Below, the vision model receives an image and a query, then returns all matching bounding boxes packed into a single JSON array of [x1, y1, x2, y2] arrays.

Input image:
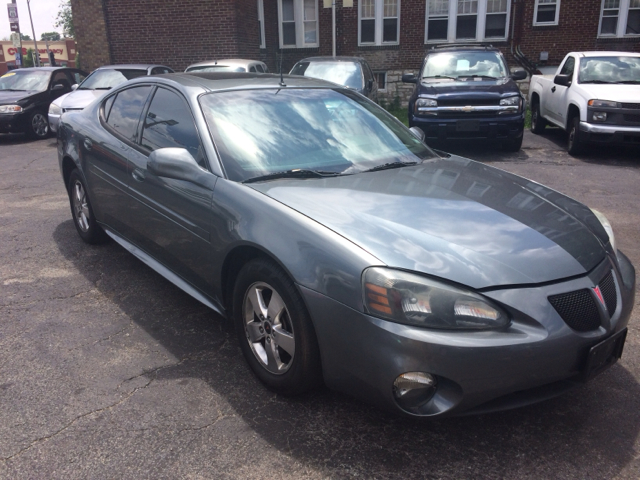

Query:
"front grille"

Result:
[[621, 103, 640, 109], [438, 99, 500, 107], [549, 289, 601, 332], [598, 271, 617, 317], [623, 114, 640, 123]]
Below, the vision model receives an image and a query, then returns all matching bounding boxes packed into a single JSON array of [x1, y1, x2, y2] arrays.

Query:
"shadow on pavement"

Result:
[[52, 218, 640, 477]]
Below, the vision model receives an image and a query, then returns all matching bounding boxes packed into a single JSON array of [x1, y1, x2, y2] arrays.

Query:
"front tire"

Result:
[[68, 169, 109, 244], [233, 258, 322, 395], [567, 115, 584, 156], [502, 135, 523, 152], [530, 102, 546, 134], [26, 110, 50, 139]]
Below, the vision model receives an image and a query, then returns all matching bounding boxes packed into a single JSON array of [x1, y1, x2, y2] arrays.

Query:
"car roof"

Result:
[[295, 56, 366, 63], [186, 58, 265, 69], [574, 51, 640, 58], [141, 72, 346, 91], [11, 66, 77, 72], [428, 45, 501, 53], [96, 64, 172, 70]]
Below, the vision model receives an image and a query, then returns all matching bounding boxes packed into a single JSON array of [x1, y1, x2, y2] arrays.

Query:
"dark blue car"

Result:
[[403, 46, 527, 151]]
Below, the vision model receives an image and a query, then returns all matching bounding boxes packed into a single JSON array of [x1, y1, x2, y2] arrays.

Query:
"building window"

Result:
[[533, 0, 560, 25], [425, 0, 510, 43], [599, 0, 640, 36], [375, 71, 387, 90], [278, 0, 318, 48], [359, 0, 400, 45], [258, 0, 266, 48]]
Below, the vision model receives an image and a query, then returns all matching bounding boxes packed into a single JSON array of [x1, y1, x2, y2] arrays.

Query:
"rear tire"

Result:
[[567, 115, 584, 156], [233, 258, 322, 395], [530, 102, 546, 134], [68, 169, 109, 244]]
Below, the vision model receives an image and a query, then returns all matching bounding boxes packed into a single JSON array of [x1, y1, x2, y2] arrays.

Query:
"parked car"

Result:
[[0, 66, 87, 139], [290, 56, 378, 101], [48, 64, 174, 133], [58, 72, 634, 417], [529, 51, 640, 155], [403, 45, 527, 151], [185, 59, 268, 73]]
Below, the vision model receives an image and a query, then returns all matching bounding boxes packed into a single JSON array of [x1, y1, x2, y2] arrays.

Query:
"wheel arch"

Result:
[[566, 103, 581, 129], [61, 155, 78, 192]]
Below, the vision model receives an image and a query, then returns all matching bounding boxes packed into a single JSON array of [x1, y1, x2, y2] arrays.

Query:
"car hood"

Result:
[[576, 84, 640, 103], [248, 156, 608, 289], [418, 78, 520, 100], [58, 89, 106, 109], [0, 90, 37, 105]]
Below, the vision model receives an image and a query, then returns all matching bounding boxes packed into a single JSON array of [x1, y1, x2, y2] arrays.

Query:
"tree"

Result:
[[23, 48, 35, 68], [20, 33, 31, 41], [41, 31, 61, 41], [55, 0, 74, 38]]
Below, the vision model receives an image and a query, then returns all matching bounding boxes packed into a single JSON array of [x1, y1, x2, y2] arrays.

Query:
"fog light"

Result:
[[592, 112, 607, 122], [393, 372, 437, 412]]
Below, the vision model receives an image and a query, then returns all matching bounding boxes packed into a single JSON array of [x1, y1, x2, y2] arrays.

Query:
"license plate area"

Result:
[[582, 328, 627, 381], [456, 120, 480, 132]]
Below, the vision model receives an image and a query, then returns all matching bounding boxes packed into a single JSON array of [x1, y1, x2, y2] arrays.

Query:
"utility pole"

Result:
[[26, 0, 40, 67]]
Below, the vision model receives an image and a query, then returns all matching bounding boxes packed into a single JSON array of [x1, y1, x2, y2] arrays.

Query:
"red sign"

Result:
[[7, 47, 64, 56]]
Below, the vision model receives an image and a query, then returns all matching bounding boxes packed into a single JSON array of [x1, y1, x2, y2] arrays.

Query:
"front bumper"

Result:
[[0, 112, 27, 134], [410, 112, 525, 141], [579, 122, 640, 146], [301, 251, 635, 417], [48, 113, 60, 133]]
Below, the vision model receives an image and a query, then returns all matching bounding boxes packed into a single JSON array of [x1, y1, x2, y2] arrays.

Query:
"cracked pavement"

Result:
[[0, 130, 639, 479]]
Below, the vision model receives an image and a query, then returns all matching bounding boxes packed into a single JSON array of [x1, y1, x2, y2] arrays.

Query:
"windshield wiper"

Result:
[[362, 161, 418, 173], [1, 88, 26, 91], [422, 75, 457, 81], [456, 75, 499, 80], [580, 80, 615, 84], [617, 80, 640, 84], [243, 169, 344, 183], [93, 87, 112, 90]]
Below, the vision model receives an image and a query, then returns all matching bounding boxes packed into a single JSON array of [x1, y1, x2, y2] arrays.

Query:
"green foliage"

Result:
[[41, 31, 61, 41], [381, 95, 409, 127], [20, 33, 31, 41], [55, 0, 74, 38], [23, 48, 35, 68]]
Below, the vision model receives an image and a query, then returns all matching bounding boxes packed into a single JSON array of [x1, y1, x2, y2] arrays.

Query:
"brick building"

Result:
[[71, 0, 640, 104]]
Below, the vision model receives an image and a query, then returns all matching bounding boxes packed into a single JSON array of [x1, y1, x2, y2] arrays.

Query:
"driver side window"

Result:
[[51, 71, 71, 91]]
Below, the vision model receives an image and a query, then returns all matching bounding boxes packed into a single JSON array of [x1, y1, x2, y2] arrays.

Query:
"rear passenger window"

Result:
[[106, 86, 152, 142], [249, 66, 257, 72], [141, 87, 204, 167], [255, 64, 265, 73]]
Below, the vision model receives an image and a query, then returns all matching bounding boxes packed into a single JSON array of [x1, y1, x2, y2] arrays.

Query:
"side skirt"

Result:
[[104, 228, 227, 318]]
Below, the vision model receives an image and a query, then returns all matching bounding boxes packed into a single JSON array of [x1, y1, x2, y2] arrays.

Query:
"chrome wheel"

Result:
[[31, 113, 49, 138], [72, 180, 90, 232], [243, 281, 295, 374]]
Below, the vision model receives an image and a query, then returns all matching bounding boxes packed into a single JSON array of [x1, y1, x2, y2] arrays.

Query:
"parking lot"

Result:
[[1, 130, 639, 479]]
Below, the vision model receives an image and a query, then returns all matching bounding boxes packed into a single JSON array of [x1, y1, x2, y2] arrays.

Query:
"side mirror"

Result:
[[409, 126, 425, 142], [554, 74, 571, 87], [402, 74, 417, 84], [71, 84, 78, 91], [510, 70, 527, 81], [147, 148, 216, 189]]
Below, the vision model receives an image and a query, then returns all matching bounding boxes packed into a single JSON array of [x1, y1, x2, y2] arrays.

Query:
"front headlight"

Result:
[[588, 99, 620, 108], [590, 209, 616, 252], [49, 103, 62, 116], [363, 267, 509, 330], [0, 104, 23, 114], [500, 96, 520, 106], [415, 97, 437, 115]]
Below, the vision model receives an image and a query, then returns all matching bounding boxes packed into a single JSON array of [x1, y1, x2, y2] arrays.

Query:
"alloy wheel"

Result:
[[31, 113, 49, 138], [72, 181, 90, 232], [242, 281, 295, 374]]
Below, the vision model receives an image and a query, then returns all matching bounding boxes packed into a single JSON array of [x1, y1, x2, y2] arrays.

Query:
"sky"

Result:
[[1, 0, 61, 41]]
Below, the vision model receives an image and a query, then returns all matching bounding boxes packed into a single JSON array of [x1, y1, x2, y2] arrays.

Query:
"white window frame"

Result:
[[375, 71, 387, 91], [358, 0, 401, 46], [424, 0, 511, 44], [258, 0, 266, 48], [533, 0, 560, 26], [278, 0, 319, 48], [598, 0, 640, 37]]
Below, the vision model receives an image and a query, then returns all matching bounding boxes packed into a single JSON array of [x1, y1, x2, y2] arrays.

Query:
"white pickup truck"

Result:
[[528, 51, 640, 155]]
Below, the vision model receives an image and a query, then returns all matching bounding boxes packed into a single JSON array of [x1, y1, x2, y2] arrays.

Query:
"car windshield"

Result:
[[79, 69, 148, 90], [290, 62, 363, 90], [578, 56, 640, 84], [422, 52, 508, 80], [200, 88, 436, 182], [187, 65, 247, 72], [0, 70, 50, 91]]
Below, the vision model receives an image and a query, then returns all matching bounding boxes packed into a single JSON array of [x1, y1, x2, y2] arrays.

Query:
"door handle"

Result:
[[551, 86, 556, 93], [132, 168, 145, 182]]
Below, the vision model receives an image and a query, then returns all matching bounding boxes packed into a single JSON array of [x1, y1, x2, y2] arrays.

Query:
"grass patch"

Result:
[[524, 106, 532, 129]]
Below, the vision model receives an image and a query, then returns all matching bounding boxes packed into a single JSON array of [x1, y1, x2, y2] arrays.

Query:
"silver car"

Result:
[[48, 64, 174, 133], [57, 73, 635, 417], [185, 59, 269, 73]]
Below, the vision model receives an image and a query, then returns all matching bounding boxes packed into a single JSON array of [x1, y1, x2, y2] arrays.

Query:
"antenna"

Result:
[[278, 49, 286, 87]]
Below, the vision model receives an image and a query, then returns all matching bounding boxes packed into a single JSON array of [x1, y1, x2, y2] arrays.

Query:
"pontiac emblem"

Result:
[[593, 286, 605, 306]]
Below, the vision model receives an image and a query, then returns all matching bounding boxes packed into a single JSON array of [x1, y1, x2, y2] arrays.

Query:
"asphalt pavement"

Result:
[[0, 129, 639, 479]]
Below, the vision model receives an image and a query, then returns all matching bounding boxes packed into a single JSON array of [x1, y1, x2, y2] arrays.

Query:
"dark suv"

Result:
[[403, 46, 527, 151]]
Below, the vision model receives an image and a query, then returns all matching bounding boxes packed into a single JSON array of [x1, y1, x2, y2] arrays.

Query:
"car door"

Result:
[[85, 85, 153, 235], [125, 85, 217, 293], [545, 55, 575, 126]]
